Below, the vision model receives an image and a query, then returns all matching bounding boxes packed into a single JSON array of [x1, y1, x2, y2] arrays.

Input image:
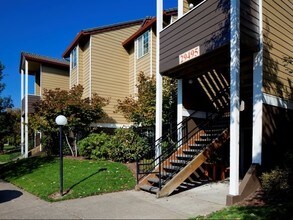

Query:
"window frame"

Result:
[[136, 31, 150, 59], [71, 47, 77, 69]]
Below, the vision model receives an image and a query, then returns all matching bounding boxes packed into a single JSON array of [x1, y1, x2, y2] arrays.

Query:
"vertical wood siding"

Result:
[[263, 0, 293, 100], [91, 25, 141, 124]]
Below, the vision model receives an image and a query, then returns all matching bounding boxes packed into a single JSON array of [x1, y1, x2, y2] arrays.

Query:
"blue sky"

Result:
[[0, 0, 177, 108]]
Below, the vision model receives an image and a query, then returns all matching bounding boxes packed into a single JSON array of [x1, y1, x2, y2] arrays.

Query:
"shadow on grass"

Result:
[[0, 156, 56, 180], [64, 168, 107, 195], [0, 190, 23, 203]]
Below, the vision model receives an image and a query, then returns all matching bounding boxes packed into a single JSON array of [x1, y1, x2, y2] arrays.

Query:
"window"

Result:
[[71, 47, 77, 69], [137, 31, 149, 59]]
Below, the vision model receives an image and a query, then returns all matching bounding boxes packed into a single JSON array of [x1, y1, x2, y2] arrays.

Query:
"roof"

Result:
[[19, 52, 69, 73], [122, 8, 178, 49], [62, 19, 145, 58], [122, 17, 156, 49]]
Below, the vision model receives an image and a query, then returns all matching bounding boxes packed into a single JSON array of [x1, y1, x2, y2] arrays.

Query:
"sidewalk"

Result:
[[0, 179, 229, 219]]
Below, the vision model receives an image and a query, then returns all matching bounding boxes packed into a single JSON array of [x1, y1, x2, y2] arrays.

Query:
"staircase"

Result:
[[136, 111, 230, 198]]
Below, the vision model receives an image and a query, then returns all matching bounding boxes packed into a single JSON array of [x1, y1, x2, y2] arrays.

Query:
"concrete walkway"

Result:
[[0, 180, 229, 219]]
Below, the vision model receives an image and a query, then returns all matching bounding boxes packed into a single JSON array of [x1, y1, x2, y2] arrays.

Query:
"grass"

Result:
[[0, 145, 20, 163], [192, 202, 293, 220], [0, 156, 136, 202]]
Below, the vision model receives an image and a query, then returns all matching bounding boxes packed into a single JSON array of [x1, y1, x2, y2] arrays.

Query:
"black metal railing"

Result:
[[136, 110, 229, 189]]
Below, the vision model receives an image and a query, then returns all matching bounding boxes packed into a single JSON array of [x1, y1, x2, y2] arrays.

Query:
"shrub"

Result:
[[78, 133, 111, 160], [109, 128, 150, 163], [260, 167, 291, 200]]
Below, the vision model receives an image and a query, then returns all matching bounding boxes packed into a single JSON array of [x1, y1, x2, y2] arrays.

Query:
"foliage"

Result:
[[115, 72, 177, 126], [283, 56, 292, 74], [78, 128, 150, 163], [108, 128, 150, 163], [30, 85, 109, 156], [78, 132, 111, 160], [0, 156, 136, 202], [0, 61, 14, 152], [192, 202, 293, 220], [260, 167, 291, 200]]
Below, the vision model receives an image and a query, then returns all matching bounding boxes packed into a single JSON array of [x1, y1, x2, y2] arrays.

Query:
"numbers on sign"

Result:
[[179, 46, 200, 64]]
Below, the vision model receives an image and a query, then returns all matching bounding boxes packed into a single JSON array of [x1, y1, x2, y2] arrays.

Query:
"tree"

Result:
[[115, 72, 177, 127], [30, 85, 109, 156], [0, 61, 14, 152]]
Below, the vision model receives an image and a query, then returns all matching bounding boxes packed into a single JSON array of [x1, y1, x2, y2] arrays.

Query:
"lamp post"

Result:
[[55, 115, 67, 196]]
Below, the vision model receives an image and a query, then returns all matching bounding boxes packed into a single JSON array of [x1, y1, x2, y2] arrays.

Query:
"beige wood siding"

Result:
[[128, 47, 135, 94], [78, 46, 83, 86], [91, 25, 141, 125], [184, 0, 189, 13], [151, 30, 156, 77], [71, 66, 78, 87], [41, 65, 69, 91], [81, 41, 91, 98], [263, 0, 293, 101]]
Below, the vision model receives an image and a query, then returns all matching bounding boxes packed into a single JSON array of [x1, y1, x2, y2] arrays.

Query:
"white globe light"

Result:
[[55, 115, 67, 126]]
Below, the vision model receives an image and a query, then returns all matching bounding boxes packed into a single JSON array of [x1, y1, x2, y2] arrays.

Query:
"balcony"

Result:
[[160, 0, 259, 77], [22, 95, 41, 114]]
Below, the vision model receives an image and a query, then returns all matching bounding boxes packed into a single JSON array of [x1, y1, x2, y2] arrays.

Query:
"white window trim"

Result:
[[136, 31, 150, 59]]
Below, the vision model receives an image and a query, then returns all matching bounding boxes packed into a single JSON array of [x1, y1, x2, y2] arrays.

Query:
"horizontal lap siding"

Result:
[[91, 25, 140, 124], [128, 48, 135, 94], [263, 0, 293, 101], [152, 31, 156, 76], [78, 46, 84, 86], [22, 95, 41, 113], [41, 65, 69, 91], [240, 0, 259, 48], [71, 67, 77, 87], [82, 41, 90, 98], [137, 53, 150, 76], [160, 0, 230, 74]]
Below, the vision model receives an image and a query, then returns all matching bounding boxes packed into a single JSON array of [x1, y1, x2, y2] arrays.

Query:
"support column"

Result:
[[155, 0, 163, 159], [177, 79, 183, 143], [229, 0, 240, 196], [25, 60, 29, 158], [21, 69, 24, 155], [252, 0, 263, 165], [176, 0, 184, 142]]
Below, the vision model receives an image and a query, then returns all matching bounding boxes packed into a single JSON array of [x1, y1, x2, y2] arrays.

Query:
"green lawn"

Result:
[[192, 202, 293, 220], [0, 147, 20, 163], [0, 156, 136, 202]]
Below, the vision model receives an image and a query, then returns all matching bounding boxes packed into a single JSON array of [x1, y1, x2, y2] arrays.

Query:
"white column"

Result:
[[177, 79, 183, 143], [252, 0, 263, 164], [176, 0, 184, 142], [178, 0, 184, 17], [155, 0, 163, 159], [229, 0, 240, 196], [21, 69, 24, 155], [25, 60, 29, 158]]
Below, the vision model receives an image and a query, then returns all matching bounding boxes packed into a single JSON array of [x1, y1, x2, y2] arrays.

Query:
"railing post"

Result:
[[159, 155, 162, 189]]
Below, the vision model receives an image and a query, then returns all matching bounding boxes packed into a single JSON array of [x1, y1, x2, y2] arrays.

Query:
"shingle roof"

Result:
[[62, 19, 145, 58], [20, 52, 69, 73]]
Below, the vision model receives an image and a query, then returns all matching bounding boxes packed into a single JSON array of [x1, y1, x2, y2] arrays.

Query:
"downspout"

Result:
[[155, 0, 163, 160], [252, 0, 263, 165], [229, 0, 240, 196]]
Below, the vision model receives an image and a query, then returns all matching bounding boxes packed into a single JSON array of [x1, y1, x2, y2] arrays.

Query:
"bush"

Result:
[[260, 167, 291, 200], [78, 132, 111, 160], [108, 128, 150, 163]]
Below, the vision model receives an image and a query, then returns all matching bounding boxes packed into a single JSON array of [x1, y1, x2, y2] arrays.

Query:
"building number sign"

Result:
[[179, 46, 200, 64]]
